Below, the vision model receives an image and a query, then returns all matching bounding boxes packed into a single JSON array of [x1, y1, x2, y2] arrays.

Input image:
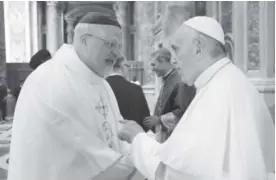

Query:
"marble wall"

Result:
[[247, 2, 260, 71], [220, 1, 232, 34]]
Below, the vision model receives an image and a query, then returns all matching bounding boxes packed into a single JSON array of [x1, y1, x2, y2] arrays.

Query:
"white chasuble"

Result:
[[8, 44, 136, 180], [131, 58, 275, 180]]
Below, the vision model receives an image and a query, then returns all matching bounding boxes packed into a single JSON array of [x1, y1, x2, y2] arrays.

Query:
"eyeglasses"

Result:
[[85, 34, 122, 62]]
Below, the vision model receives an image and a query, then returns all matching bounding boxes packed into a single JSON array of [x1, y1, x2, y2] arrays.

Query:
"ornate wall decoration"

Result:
[[247, 1, 260, 71], [218, 2, 236, 62], [163, 2, 194, 37], [5, 1, 29, 63]]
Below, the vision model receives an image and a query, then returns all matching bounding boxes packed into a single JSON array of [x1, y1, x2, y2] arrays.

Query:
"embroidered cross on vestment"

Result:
[[95, 97, 109, 119]]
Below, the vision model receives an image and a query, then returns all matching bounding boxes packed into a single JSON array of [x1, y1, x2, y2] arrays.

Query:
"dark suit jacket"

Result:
[[106, 75, 150, 131], [154, 68, 196, 138], [14, 86, 21, 100], [0, 85, 7, 110]]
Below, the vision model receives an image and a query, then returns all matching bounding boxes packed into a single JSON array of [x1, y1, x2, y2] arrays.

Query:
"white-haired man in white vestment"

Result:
[[7, 12, 143, 180], [118, 16, 275, 180]]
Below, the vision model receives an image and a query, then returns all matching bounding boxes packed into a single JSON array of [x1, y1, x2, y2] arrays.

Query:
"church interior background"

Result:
[[0, 1, 274, 178]]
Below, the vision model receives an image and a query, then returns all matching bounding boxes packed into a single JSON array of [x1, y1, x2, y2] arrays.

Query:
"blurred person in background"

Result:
[[2, 88, 16, 121], [14, 80, 24, 101], [144, 47, 196, 143], [0, 78, 7, 121]]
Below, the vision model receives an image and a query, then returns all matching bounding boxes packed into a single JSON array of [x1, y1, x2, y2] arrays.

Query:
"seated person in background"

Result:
[[29, 49, 52, 70], [106, 57, 150, 131]]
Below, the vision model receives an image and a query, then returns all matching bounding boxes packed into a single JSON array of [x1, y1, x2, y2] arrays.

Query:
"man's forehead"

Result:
[[96, 25, 122, 39], [75, 23, 122, 41]]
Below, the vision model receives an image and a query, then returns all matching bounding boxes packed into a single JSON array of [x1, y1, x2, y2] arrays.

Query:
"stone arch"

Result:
[[225, 33, 234, 60], [64, 5, 116, 43]]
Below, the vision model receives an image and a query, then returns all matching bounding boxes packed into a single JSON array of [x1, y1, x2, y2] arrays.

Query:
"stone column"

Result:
[[114, 2, 129, 59], [46, 1, 63, 55], [65, 18, 75, 44], [30, 1, 39, 55], [206, 2, 219, 19], [37, 2, 43, 50], [259, 1, 275, 78], [232, 1, 248, 71]]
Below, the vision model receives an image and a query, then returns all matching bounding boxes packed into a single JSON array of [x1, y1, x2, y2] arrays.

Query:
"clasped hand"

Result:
[[118, 120, 144, 143], [143, 116, 161, 129]]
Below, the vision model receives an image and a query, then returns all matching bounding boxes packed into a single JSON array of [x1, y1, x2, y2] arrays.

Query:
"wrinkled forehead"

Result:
[[75, 23, 122, 43]]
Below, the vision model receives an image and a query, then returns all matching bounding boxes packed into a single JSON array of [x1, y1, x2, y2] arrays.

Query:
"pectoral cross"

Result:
[[95, 97, 109, 119]]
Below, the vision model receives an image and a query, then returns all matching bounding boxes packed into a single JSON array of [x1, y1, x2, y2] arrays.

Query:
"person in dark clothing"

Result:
[[2, 88, 16, 121], [143, 47, 196, 143], [106, 57, 150, 131], [0, 80, 7, 121], [29, 49, 52, 70]]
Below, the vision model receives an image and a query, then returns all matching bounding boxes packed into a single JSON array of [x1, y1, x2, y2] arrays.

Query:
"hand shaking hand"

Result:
[[143, 116, 161, 129], [118, 120, 144, 144]]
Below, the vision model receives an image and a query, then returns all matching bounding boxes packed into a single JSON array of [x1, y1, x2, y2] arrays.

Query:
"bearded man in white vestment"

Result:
[[118, 16, 275, 180], [7, 12, 140, 180]]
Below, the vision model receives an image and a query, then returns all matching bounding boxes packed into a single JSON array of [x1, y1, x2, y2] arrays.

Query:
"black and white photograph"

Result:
[[0, 1, 274, 180]]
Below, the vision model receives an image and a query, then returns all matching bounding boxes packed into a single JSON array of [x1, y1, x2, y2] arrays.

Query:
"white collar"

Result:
[[55, 44, 102, 84], [108, 73, 122, 77], [163, 68, 174, 79], [194, 57, 231, 91]]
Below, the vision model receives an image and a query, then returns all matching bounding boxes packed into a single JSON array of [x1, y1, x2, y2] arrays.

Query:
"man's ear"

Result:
[[79, 35, 90, 58], [80, 35, 87, 46], [193, 37, 203, 55]]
